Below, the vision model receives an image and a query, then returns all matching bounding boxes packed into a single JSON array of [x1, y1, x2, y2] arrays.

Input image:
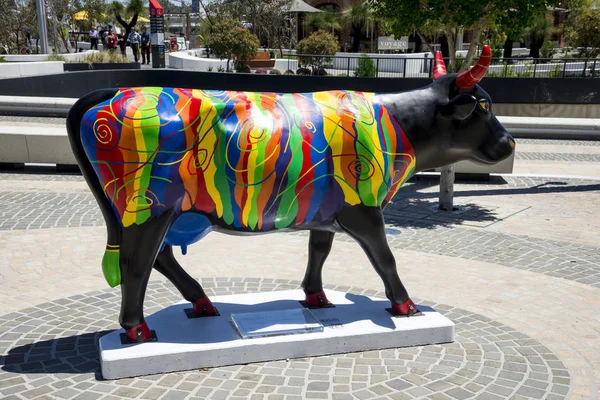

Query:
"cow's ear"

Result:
[[441, 94, 477, 121]]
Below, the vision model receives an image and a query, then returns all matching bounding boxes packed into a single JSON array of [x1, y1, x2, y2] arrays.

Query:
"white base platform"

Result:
[[99, 290, 454, 379]]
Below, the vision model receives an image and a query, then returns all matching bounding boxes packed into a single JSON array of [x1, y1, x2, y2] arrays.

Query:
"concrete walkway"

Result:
[[0, 121, 599, 399]]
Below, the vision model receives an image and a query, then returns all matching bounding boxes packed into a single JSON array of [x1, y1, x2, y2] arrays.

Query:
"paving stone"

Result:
[[0, 277, 572, 400]]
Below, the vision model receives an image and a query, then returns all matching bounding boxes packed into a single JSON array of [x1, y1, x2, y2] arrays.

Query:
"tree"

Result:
[[205, 18, 259, 72], [523, 12, 555, 58], [372, 0, 559, 211], [372, 0, 560, 72], [564, 0, 600, 57], [109, 0, 144, 56], [341, 1, 377, 53], [305, 10, 340, 34], [206, 0, 293, 54], [296, 30, 339, 74], [0, 0, 36, 52]]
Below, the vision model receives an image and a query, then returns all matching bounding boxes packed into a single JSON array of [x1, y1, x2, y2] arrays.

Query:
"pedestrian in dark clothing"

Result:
[[89, 26, 99, 50], [141, 26, 151, 64], [117, 34, 127, 57], [128, 28, 141, 63]]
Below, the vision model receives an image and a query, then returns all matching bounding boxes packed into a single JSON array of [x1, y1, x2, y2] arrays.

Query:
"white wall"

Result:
[[0, 61, 64, 79], [1, 50, 98, 63]]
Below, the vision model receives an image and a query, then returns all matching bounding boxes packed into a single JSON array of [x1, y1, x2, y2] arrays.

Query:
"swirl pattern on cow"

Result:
[[80, 87, 416, 230]]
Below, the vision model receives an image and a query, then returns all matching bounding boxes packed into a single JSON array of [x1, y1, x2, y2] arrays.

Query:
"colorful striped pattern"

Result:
[[80, 87, 416, 231]]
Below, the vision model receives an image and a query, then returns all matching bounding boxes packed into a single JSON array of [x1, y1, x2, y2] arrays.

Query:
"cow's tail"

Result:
[[66, 88, 122, 288]]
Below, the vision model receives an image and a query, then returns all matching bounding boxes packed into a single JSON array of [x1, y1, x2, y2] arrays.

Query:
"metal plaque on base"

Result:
[[230, 308, 323, 339]]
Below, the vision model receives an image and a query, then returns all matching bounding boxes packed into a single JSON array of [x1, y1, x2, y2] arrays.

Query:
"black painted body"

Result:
[[67, 74, 514, 337]]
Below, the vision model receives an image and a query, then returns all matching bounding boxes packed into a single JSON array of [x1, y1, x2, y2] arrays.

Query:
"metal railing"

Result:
[[275, 54, 600, 78]]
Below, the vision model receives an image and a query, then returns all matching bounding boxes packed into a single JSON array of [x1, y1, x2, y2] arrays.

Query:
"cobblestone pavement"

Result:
[[0, 278, 571, 400], [2, 174, 599, 288], [1, 166, 600, 398], [515, 153, 600, 162]]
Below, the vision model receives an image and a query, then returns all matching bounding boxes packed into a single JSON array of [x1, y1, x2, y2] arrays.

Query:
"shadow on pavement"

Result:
[[1, 331, 110, 380]]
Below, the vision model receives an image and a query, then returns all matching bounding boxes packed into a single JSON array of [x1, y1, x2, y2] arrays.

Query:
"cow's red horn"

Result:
[[455, 45, 492, 90], [432, 50, 447, 80]]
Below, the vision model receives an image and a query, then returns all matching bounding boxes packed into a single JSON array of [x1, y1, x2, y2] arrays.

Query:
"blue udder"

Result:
[[164, 213, 212, 255]]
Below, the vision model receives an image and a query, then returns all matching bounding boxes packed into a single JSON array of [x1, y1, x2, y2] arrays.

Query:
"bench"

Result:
[[248, 52, 275, 68]]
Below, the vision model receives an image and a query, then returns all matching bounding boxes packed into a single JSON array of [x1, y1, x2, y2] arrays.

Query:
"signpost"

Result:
[[149, 0, 165, 68], [35, 0, 49, 54], [378, 36, 409, 51]]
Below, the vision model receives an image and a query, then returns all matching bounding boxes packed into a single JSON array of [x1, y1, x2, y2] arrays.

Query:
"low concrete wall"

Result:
[[0, 95, 74, 116], [1, 50, 98, 63], [168, 50, 299, 72], [0, 126, 76, 164], [493, 103, 600, 118], [0, 62, 64, 79]]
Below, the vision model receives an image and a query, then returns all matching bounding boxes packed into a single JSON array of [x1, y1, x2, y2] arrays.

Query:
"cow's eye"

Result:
[[479, 100, 491, 112]]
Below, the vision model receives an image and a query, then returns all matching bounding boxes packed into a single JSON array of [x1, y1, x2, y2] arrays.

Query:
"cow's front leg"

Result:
[[336, 205, 419, 316], [119, 210, 175, 342], [302, 230, 335, 307], [154, 244, 217, 316]]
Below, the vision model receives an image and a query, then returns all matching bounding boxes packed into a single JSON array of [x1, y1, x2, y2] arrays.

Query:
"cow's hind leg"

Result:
[[302, 230, 335, 307], [119, 210, 174, 342], [336, 205, 419, 316], [154, 245, 217, 316]]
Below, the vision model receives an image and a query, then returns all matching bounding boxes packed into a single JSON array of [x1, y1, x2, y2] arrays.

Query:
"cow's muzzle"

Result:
[[474, 131, 515, 164]]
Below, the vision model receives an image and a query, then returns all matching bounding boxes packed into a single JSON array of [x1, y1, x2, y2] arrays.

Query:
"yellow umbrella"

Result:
[[73, 11, 90, 21]]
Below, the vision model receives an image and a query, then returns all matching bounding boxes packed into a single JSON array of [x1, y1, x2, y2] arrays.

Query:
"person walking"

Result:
[[99, 26, 108, 50], [106, 29, 118, 52], [140, 26, 151, 65], [128, 27, 141, 63], [89, 26, 99, 50]]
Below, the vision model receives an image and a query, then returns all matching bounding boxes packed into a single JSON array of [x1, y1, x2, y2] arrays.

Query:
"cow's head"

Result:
[[380, 45, 515, 171], [427, 45, 515, 167]]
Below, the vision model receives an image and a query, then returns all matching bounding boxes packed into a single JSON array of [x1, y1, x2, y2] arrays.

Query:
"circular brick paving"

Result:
[[0, 278, 570, 400]]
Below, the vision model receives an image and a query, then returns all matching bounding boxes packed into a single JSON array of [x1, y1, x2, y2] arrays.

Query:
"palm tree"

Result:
[[524, 12, 555, 58], [304, 10, 340, 34], [109, 0, 144, 56], [340, 1, 376, 53]]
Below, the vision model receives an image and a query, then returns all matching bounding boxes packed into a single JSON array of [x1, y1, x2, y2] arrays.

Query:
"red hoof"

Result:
[[125, 322, 153, 342], [304, 290, 329, 307], [392, 299, 419, 316], [193, 296, 217, 316]]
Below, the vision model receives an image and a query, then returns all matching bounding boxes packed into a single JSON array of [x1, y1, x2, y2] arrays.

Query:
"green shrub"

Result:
[[296, 67, 311, 75], [516, 64, 534, 78], [540, 40, 556, 60], [0, 56, 6, 63], [47, 52, 66, 62], [354, 53, 376, 77], [296, 30, 339, 75], [207, 66, 213, 72], [206, 18, 260, 72], [235, 62, 251, 73], [70, 52, 129, 64], [269, 69, 281, 75], [548, 63, 563, 78], [284, 69, 295, 75]]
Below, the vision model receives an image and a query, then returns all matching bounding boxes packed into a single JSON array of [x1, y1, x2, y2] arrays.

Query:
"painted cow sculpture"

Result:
[[67, 46, 514, 343]]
